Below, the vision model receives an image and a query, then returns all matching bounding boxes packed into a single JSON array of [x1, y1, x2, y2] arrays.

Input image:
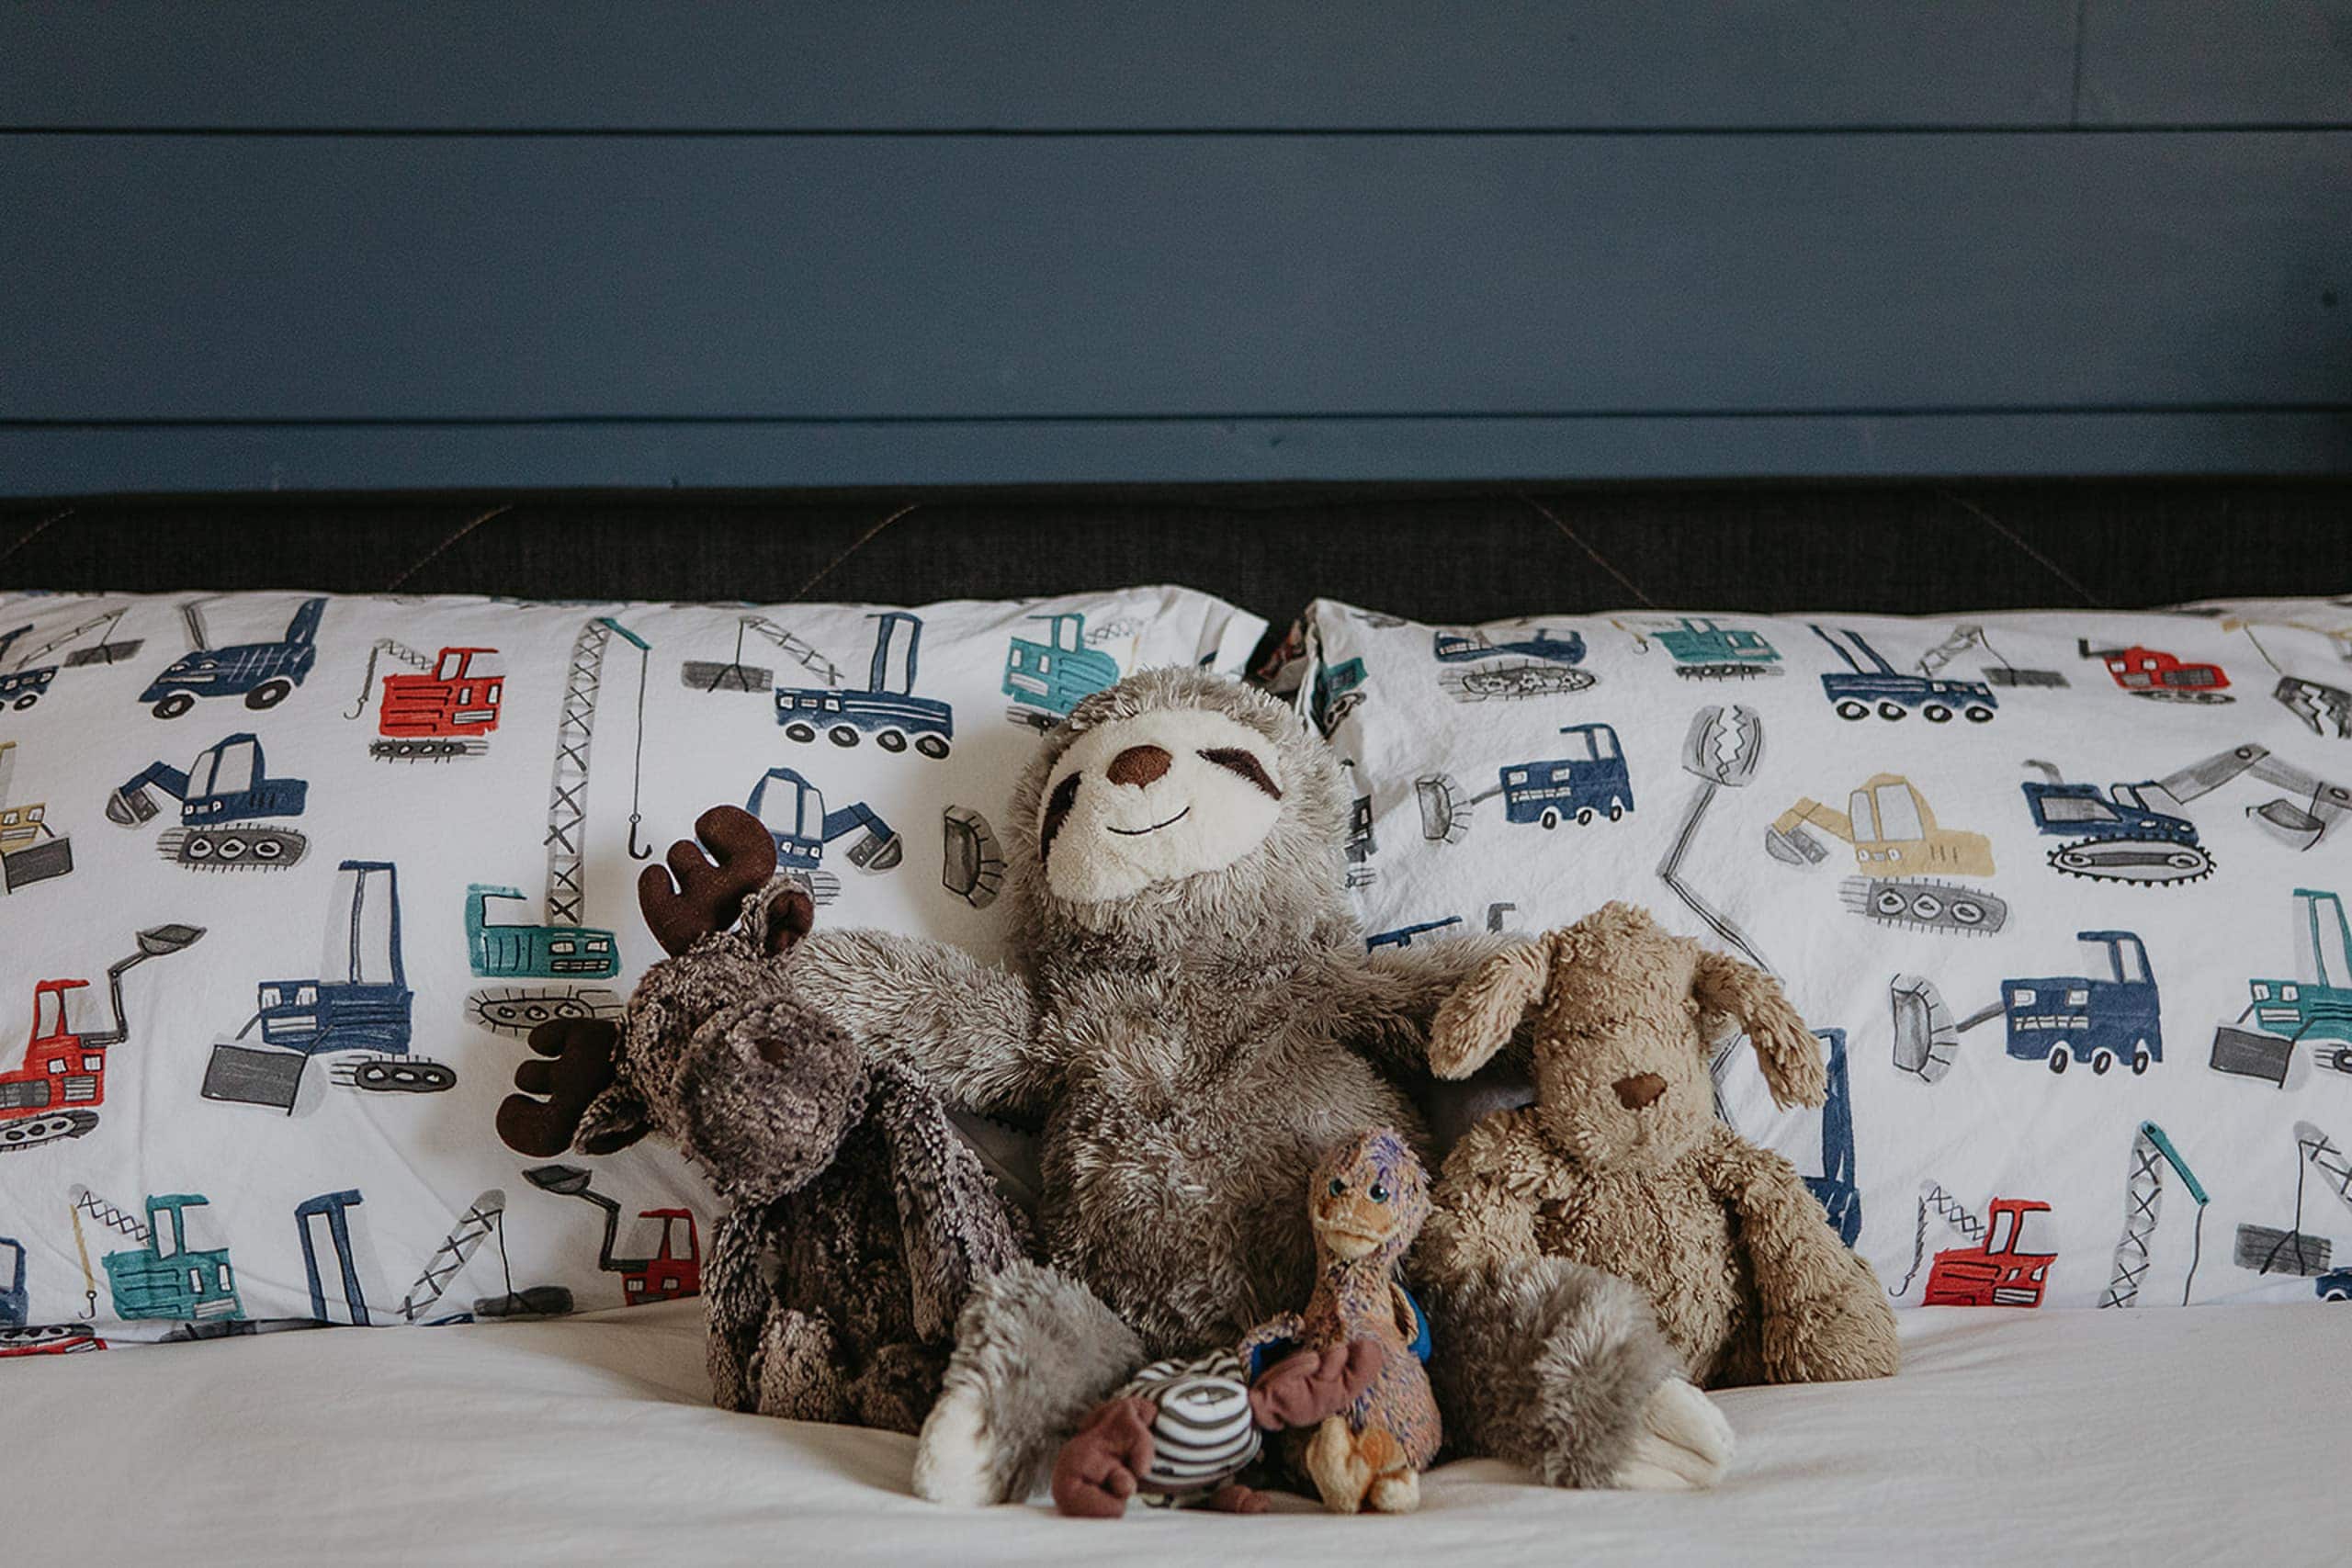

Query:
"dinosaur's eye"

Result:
[[1369, 1183, 1390, 1203], [1327, 1178, 1345, 1197]]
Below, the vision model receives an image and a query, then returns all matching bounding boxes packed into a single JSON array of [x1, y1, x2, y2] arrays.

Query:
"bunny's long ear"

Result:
[[1430, 941, 1553, 1079], [1691, 948, 1824, 1109]]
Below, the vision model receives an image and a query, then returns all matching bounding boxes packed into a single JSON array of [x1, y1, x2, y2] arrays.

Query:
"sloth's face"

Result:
[[1037, 707, 1286, 904]]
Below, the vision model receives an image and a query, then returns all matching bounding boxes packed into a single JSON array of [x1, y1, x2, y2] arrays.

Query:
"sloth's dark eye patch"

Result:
[[1040, 772, 1081, 863], [1198, 748, 1281, 800]]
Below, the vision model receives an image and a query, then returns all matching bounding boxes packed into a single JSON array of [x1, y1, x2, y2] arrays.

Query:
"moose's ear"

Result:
[[1430, 941, 1554, 1080], [575, 1086, 654, 1156], [1691, 949, 1824, 1110]]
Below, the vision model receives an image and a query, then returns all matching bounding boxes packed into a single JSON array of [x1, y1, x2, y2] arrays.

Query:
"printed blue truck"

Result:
[[1499, 723, 1633, 829], [1812, 624, 1996, 723], [2000, 931, 2162, 1076], [141, 597, 325, 719]]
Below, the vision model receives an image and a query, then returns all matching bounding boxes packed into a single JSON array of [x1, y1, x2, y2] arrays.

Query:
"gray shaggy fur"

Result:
[[1424, 1259, 1679, 1488], [792, 668, 1675, 1495], [549, 874, 1035, 1435], [934, 1260, 1146, 1502]]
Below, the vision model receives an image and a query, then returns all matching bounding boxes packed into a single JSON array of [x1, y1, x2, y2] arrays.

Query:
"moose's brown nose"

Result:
[[1106, 745, 1172, 787], [1612, 1073, 1668, 1111]]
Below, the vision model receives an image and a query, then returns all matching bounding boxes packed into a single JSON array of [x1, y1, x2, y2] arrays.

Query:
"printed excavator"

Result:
[[1765, 773, 2007, 934]]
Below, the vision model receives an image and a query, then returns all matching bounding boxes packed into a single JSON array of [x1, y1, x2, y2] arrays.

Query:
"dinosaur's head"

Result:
[[1307, 1127, 1429, 1269]]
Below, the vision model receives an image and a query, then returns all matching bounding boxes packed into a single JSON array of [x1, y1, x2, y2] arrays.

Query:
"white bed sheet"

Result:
[[11, 1302, 2346, 1566]]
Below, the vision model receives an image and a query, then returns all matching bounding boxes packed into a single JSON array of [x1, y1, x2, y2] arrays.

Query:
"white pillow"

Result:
[[0, 586, 1262, 1346], [1307, 595, 2352, 1311]]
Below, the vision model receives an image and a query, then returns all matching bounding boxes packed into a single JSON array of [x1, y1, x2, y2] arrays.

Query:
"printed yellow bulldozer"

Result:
[[1765, 773, 2007, 934]]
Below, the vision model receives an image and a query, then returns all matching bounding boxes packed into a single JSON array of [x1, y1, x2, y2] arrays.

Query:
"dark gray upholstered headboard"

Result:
[[4, 485, 2344, 633]]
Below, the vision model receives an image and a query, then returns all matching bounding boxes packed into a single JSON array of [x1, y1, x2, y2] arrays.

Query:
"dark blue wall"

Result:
[[3, 2, 2347, 494]]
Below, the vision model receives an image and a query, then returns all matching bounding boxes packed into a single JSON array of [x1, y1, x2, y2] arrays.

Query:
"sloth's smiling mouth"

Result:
[[1106, 806, 1193, 837]]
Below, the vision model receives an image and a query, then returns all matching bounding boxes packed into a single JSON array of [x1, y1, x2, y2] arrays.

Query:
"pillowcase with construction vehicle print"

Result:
[[0, 585, 1263, 1348], [1306, 595, 2352, 1313]]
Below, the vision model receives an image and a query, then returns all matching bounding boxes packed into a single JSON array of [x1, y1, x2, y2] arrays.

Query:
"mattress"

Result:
[[12, 1303, 2344, 1565]]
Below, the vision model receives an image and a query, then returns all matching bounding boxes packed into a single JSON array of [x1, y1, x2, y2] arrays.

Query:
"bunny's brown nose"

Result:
[[1106, 745, 1172, 787], [1612, 1073, 1668, 1111]]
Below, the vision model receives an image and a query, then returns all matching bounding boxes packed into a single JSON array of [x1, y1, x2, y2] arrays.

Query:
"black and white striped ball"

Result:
[[1119, 1350, 1262, 1500]]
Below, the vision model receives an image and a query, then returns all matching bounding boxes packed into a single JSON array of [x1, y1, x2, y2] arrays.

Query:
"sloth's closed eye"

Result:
[[1039, 772, 1082, 863], [1197, 748, 1281, 800]]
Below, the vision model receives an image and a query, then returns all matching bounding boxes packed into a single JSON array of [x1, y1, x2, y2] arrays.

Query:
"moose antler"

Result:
[[496, 1016, 627, 1157], [639, 805, 781, 957]]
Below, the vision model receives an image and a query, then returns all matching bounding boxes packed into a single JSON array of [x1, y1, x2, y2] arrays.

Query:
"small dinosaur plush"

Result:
[[497, 806, 1035, 1434], [1242, 1127, 1442, 1514], [1419, 903, 1900, 1396]]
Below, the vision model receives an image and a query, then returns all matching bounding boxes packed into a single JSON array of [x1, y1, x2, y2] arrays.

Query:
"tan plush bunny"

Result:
[[1416, 902, 1899, 1393]]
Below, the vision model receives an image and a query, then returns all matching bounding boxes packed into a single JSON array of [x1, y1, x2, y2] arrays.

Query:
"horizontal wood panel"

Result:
[[2079, 1, 2352, 125], [6, 412, 2349, 497], [0, 2, 2082, 130], [4, 132, 2346, 423]]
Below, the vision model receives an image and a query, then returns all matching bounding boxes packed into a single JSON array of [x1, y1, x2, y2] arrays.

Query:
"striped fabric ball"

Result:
[[1119, 1351, 1262, 1499]]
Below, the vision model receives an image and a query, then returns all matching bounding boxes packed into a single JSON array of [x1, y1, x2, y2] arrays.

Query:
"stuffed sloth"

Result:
[[1420, 902, 1901, 1394], [496, 806, 1034, 1435], [784, 669, 1732, 1505]]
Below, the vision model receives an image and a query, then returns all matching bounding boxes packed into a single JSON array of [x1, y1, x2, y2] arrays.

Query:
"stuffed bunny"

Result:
[[1418, 902, 1899, 1395], [497, 806, 1035, 1435]]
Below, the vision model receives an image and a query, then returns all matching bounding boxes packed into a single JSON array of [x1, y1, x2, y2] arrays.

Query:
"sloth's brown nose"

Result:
[[1106, 745, 1172, 787], [1612, 1073, 1668, 1111]]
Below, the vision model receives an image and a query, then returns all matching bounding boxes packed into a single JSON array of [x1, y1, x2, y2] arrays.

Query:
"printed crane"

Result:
[[2076, 638, 2231, 705], [290, 1186, 564, 1326], [1618, 616, 1783, 681], [466, 616, 650, 1036], [345, 637, 504, 760], [0, 605, 141, 714], [681, 614, 842, 695], [2097, 1122, 2208, 1309], [2218, 614, 2352, 736], [74, 1187, 244, 1324], [1890, 1184, 2055, 1308], [1915, 623, 2065, 688], [2233, 1122, 2352, 1281]]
